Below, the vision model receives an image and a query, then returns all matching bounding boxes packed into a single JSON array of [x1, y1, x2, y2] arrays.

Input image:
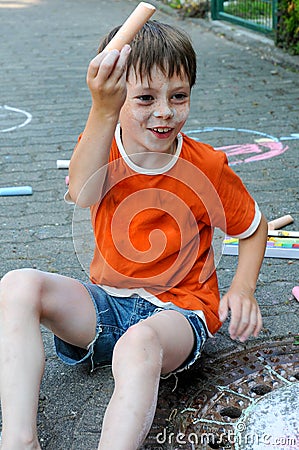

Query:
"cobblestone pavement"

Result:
[[0, 0, 298, 448]]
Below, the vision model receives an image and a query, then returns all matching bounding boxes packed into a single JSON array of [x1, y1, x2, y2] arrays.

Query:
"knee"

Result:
[[0, 268, 44, 312], [113, 324, 163, 376]]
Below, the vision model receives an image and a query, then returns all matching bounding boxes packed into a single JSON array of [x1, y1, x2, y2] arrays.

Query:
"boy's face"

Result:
[[119, 65, 191, 157]]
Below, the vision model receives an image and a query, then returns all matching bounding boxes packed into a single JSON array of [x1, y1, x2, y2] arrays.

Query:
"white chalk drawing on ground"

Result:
[[0, 105, 32, 133], [185, 127, 299, 165]]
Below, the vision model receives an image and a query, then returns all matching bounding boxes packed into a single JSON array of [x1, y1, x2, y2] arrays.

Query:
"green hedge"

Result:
[[276, 0, 299, 54]]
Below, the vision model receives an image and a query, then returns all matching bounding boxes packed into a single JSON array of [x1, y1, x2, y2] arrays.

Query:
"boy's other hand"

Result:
[[219, 285, 262, 342], [86, 45, 131, 117]]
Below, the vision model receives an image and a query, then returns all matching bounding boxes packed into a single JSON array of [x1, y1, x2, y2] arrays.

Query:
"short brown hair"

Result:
[[98, 20, 197, 88]]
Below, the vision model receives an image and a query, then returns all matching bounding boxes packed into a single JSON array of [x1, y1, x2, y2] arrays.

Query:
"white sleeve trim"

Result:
[[230, 201, 261, 239]]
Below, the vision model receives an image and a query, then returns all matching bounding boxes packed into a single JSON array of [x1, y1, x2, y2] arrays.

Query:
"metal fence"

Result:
[[211, 0, 278, 34]]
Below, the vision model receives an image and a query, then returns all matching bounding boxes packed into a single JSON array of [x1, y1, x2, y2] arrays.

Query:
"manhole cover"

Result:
[[144, 338, 299, 450], [238, 383, 299, 449]]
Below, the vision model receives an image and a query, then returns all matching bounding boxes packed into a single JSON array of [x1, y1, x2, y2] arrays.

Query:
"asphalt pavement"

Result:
[[0, 0, 298, 448]]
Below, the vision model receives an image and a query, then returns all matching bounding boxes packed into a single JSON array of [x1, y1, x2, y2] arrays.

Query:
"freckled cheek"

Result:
[[173, 106, 190, 126], [120, 102, 151, 125], [130, 110, 151, 124]]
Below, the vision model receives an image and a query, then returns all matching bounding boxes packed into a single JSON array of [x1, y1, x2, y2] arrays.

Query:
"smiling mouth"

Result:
[[151, 127, 173, 134]]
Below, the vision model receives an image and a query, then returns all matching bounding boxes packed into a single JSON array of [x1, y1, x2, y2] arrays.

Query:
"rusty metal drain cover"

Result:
[[144, 338, 299, 450]]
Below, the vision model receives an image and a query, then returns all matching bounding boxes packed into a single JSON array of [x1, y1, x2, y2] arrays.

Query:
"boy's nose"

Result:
[[153, 104, 174, 119]]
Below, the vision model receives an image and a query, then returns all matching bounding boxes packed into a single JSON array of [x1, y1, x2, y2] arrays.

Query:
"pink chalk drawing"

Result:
[[185, 127, 299, 165]]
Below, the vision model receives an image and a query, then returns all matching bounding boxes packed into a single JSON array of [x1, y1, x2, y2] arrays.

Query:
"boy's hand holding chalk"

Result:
[[87, 46, 131, 115]]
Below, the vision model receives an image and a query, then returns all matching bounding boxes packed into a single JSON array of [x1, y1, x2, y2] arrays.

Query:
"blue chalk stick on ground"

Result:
[[0, 186, 33, 196]]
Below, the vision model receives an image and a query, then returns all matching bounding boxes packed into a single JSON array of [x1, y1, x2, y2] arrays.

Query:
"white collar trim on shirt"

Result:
[[115, 123, 182, 175]]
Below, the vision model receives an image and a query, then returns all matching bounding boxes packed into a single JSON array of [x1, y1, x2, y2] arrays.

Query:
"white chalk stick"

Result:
[[105, 2, 156, 51], [268, 230, 299, 238], [56, 159, 70, 169]]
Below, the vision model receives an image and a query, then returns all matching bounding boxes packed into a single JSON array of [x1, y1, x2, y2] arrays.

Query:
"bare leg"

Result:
[[0, 269, 96, 450], [98, 310, 195, 450]]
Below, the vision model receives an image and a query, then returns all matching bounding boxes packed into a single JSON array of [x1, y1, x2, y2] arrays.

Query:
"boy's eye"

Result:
[[172, 93, 189, 101], [137, 95, 154, 102]]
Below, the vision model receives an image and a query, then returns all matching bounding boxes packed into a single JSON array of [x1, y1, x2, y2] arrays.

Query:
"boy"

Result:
[[0, 21, 267, 450]]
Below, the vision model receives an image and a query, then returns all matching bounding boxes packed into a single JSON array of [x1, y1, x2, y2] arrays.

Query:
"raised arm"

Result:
[[68, 45, 131, 207], [218, 214, 268, 342]]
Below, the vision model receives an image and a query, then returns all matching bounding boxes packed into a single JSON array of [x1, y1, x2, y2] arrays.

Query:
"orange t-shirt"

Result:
[[89, 131, 260, 334]]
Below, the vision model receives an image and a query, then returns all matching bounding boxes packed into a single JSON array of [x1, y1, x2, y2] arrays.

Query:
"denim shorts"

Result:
[[54, 282, 208, 375]]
